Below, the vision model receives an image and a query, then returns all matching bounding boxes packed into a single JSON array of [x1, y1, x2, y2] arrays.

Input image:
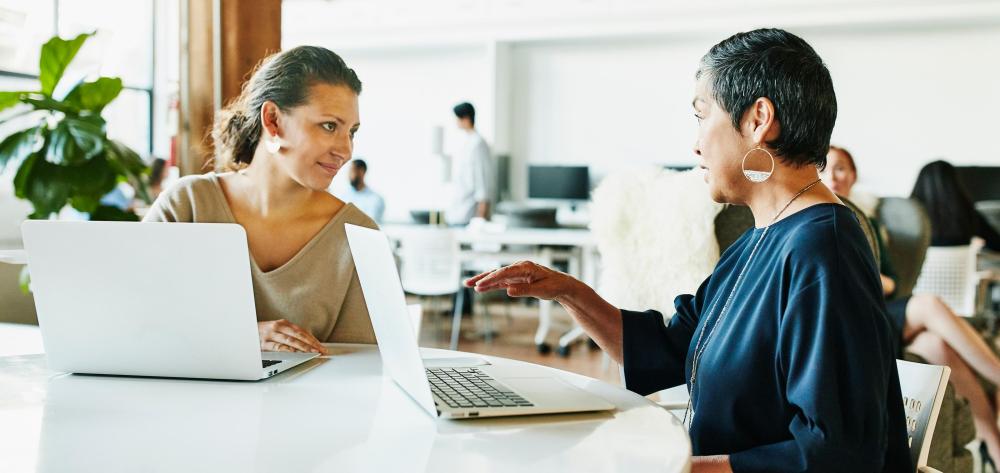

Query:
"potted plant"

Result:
[[0, 32, 150, 221], [0, 32, 152, 292]]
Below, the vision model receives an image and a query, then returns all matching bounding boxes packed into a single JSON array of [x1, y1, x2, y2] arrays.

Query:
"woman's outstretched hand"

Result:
[[468, 260, 624, 363], [464, 261, 577, 301]]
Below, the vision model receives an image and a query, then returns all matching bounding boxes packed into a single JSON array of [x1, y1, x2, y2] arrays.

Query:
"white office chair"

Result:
[[913, 245, 978, 316], [897, 359, 951, 473], [397, 227, 465, 350]]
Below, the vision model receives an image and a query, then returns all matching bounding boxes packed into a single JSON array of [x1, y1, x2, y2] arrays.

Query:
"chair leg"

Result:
[[450, 289, 465, 351]]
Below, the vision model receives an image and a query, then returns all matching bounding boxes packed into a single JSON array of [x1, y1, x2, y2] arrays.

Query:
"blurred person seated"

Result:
[[911, 160, 1000, 253], [823, 145, 1000, 463], [336, 159, 385, 223]]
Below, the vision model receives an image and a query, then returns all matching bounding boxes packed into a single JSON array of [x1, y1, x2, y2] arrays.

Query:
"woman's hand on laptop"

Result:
[[257, 319, 329, 355], [464, 261, 579, 302]]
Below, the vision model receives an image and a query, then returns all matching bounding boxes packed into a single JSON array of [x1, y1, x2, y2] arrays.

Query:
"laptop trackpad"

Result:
[[501, 377, 602, 405]]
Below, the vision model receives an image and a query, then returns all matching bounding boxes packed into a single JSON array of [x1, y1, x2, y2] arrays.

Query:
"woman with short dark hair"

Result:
[[467, 29, 910, 472]]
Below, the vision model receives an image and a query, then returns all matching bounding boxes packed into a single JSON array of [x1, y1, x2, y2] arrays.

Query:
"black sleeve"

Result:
[[620, 276, 710, 395]]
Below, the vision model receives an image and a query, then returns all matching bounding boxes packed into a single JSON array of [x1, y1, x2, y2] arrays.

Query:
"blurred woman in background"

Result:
[[823, 147, 1000, 462]]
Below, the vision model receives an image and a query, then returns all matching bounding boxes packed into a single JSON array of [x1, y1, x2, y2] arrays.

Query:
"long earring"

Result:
[[264, 136, 281, 154], [741, 146, 775, 183]]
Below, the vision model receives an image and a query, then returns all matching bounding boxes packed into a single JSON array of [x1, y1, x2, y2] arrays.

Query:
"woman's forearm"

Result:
[[691, 455, 732, 473], [554, 280, 624, 364]]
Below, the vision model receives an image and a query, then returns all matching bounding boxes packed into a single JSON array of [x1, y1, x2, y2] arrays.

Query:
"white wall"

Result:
[[506, 25, 1000, 198], [284, 0, 1000, 219], [812, 25, 1000, 195], [507, 37, 713, 200]]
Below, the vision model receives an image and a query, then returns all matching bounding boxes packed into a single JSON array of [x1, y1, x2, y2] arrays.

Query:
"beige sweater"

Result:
[[143, 173, 377, 344]]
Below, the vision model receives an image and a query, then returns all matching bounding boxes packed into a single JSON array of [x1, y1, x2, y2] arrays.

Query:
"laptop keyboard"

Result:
[[427, 367, 534, 409], [262, 359, 283, 368]]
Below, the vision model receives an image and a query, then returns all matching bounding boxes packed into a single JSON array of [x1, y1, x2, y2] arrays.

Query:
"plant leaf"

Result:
[[17, 152, 116, 219], [39, 32, 93, 97], [63, 77, 123, 113], [0, 126, 40, 172], [63, 153, 118, 198], [19, 158, 72, 218], [106, 139, 151, 204], [13, 152, 40, 200], [69, 195, 101, 213], [0, 91, 29, 113], [105, 139, 146, 174], [19, 266, 31, 294], [22, 95, 78, 114], [45, 115, 105, 165], [90, 204, 139, 222]]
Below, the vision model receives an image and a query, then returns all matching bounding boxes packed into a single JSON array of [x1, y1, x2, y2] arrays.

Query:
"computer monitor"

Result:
[[527, 165, 590, 201], [955, 166, 1000, 202]]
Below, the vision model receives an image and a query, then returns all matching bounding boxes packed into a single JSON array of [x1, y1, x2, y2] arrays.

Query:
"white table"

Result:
[[0, 344, 690, 473], [382, 224, 598, 355]]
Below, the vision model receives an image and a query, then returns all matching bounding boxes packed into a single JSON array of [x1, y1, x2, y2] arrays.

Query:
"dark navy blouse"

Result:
[[621, 203, 911, 472]]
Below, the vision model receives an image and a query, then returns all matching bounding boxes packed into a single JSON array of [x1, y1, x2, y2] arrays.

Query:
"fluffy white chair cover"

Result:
[[590, 167, 725, 319]]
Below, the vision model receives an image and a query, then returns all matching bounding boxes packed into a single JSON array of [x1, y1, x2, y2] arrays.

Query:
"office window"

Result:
[[0, 0, 155, 160], [57, 0, 154, 89], [0, 1, 56, 75]]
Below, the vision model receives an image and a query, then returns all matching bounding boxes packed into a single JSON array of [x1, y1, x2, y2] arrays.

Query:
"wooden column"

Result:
[[178, 0, 282, 176]]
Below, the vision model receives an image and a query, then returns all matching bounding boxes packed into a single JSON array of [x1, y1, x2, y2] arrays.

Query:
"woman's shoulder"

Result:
[[162, 172, 222, 198], [339, 202, 379, 230], [780, 203, 866, 258], [144, 172, 226, 222]]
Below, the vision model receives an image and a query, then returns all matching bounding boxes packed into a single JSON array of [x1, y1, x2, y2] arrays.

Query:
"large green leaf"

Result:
[[13, 152, 40, 200], [0, 126, 40, 172], [22, 95, 78, 114], [90, 204, 139, 222], [69, 195, 101, 213], [105, 139, 146, 174], [0, 91, 30, 113], [20, 158, 71, 217], [45, 115, 106, 165], [105, 139, 151, 204], [39, 32, 93, 97], [17, 152, 117, 219], [63, 153, 118, 198], [63, 77, 123, 113]]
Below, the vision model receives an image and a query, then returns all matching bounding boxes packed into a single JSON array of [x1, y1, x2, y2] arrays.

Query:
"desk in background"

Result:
[[382, 224, 598, 355], [0, 344, 691, 473]]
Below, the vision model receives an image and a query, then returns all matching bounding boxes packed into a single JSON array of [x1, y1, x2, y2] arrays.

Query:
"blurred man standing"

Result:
[[446, 102, 495, 225]]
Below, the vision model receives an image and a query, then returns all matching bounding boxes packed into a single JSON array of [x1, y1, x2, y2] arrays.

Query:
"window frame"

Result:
[[0, 0, 156, 157]]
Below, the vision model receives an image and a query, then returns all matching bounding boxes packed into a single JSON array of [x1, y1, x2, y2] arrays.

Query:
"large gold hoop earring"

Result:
[[741, 146, 775, 183]]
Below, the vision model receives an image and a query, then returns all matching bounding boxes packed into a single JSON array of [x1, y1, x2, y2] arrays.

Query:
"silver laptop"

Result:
[[345, 223, 615, 419], [20, 220, 317, 380]]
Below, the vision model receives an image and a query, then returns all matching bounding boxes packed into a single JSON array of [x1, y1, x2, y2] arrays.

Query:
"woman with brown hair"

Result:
[[144, 46, 377, 354]]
